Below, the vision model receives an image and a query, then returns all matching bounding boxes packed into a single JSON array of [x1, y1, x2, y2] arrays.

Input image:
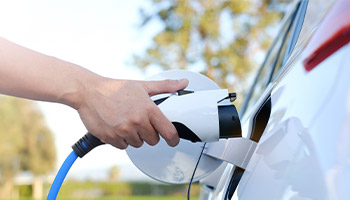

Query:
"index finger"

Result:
[[148, 105, 179, 147]]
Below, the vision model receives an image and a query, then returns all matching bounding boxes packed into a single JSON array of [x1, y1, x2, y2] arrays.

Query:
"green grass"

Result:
[[14, 181, 200, 200], [17, 197, 197, 200]]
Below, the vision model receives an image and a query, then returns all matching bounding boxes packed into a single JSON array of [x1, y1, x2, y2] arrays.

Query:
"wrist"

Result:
[[57, 64, 101, 110]]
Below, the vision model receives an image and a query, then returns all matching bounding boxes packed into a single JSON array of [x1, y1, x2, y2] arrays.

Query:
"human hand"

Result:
[[75, 77, 189, 149], [0, 37, 187, 149]]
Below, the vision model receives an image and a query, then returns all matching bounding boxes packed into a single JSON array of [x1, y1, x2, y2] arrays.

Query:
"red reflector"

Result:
[[303, 0, 350, 72]]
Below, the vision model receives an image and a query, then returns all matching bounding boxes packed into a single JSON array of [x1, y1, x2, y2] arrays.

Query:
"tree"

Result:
[[108, 165, 120, 182], [0, 96, 56, 198], [134, 0, 291, 105]]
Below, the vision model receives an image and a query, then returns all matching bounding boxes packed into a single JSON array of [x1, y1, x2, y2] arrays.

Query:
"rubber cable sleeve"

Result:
[[47, 151, 78, 200]]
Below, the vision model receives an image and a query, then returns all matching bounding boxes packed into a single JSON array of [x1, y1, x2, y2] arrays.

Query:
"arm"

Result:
[[0, 37, 188, 149]]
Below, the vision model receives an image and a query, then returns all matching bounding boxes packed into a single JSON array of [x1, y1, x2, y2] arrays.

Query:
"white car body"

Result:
[[199, 0, 350, 199]]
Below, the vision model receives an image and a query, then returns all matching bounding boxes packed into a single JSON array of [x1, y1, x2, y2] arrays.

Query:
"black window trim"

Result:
[[271, 0, 308, 83], [282, 0, 308, 66], [240, 0, 308, 116]]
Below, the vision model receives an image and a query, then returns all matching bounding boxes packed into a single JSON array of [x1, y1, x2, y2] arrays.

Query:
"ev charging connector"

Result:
[[154, 89, 242, 143], [47, 70, 247, 199]]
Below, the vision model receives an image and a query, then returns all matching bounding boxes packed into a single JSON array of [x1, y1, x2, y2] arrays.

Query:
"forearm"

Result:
[[0, 37, 98, 109], [0, 36, 187, 149]]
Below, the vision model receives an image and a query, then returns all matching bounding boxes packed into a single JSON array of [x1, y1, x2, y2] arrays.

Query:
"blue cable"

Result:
[[47, 133, 104, 199], [47, 151, 78, 200]]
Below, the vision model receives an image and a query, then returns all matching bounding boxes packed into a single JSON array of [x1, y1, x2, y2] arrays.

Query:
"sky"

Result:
[[0, 0, 163, 181]]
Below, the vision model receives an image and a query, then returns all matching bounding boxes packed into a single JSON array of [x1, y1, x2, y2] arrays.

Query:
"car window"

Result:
[[240, 0, 306, 116]]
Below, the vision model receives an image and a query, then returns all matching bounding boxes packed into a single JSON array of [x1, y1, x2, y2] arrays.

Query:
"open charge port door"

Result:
[[225, 96, 271, 199]]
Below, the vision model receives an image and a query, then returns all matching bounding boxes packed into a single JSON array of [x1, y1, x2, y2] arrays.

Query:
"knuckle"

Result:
[[101, 132, 120, 146], [148, 136, 160, 146], [116, 123, 129, 133], [118, 143, 128, 150], [146, 106, 157, 118], [135, 141, 144, 148], [130, 139, 143, 148], [130, 116, 142, 126], [117, 138, 129, 150], [109, 132, 120, 143]]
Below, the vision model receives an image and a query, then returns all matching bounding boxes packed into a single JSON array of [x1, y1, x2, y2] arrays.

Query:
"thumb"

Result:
[[142, 78, 189, 96]]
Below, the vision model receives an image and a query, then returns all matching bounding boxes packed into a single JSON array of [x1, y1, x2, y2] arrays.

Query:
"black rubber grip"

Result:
[[72, 133, 105, 158]]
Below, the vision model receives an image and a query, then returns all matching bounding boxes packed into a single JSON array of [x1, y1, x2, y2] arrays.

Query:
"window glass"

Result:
[[241, 4, 300, 116]]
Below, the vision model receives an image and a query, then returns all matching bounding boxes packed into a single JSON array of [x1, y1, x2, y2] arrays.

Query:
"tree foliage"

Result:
[[0, 96, 56, 182], [108, 165, 120, 182], [134, 0, 290, 103]]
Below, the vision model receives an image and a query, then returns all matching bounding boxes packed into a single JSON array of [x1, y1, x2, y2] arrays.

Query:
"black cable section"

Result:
[[187, 142, 207, 200]]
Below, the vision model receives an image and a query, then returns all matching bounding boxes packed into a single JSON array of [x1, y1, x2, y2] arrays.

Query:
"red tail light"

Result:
[[303, 0, 350, 71]]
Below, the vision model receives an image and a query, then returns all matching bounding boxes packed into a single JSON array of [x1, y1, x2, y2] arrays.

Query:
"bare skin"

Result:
[[0, 37, 188, 149]]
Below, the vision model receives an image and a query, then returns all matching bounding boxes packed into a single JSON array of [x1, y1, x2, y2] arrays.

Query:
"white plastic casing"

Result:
[[126, 69, 223, 184], [157, 89, 229, 142]]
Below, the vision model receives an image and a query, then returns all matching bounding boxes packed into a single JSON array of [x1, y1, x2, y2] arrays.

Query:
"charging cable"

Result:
[[47, 133, 104, 200], [47, 133, 205, 199], [187, 142, 206, 200]]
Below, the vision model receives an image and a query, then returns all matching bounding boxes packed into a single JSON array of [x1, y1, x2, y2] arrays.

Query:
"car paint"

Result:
[[236, 42, 350, 200], [200, 0, 350, 199]]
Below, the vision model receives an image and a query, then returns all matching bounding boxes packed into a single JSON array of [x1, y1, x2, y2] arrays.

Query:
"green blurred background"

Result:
[[0, 0, 291, 199]]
